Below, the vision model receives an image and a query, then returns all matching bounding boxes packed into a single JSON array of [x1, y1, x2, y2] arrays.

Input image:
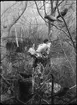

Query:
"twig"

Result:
[[57, 6, 76, 51], [53, 0, 64, 13], [65, 95, 77, 105], [58, 36, 75, 74], [9, 1, 28, 32], [39, 1, 49, 10], [16, 97, 27, 104], [49, 23, 76, 56], [16, 94, 35, 105], [0, 74, 11, 86], [69, 84, 76, 90], [54, 0, 76, 49], [35, 92, 50, 104], [50, 23, 70, 38], [1, 96, 15, 102], [22, 14, 27, 22], [51, 74, 54, 105], [42, 98, 50, 104], [50, 22, 75, 47], [43, 0, 47, 16], [34, 0, 48, 26], [34, 0, 72, 43], [40, 69, 52, 90], [1, 54, 8, 61], [1, 2, 17, 16]]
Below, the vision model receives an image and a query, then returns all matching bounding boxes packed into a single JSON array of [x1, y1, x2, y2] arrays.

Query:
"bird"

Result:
[[44, 15, 63, 22], [57, 8, 68, 18]]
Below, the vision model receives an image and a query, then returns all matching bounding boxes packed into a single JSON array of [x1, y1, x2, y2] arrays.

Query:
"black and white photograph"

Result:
[[1, 0, 76, 105]]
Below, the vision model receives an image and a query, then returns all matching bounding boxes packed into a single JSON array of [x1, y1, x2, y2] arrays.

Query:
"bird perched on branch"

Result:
[[44, 15, 63, 22], [57, 8, 68, 18]]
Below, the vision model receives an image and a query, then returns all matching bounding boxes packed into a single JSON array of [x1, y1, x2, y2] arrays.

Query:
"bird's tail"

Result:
[[57, 15, 60, 18]]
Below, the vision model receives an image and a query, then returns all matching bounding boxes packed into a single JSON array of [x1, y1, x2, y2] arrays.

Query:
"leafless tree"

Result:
[[1, 1, 28, 40], [1, 1, 28, 55], [34, 0, 76, 52]]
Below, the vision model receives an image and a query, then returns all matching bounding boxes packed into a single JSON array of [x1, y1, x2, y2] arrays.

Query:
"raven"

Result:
[[57, 8, 68, 18]]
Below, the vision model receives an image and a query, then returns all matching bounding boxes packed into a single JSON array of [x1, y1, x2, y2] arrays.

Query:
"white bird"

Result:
[[57, 8, 68, 18], [36, 42, 51, 55]]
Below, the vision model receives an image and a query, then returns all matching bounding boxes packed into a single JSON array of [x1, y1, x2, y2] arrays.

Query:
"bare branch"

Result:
[[34, 1, 47, 25], [43, 1, 47, 15], [8, 1, 28, 32], [46, 19, 74, 47], [58, 36, 75, 73], [57, 6, 76, 51], [39, 1, 49, 10], [0, 74, 11, 86], [65, 95, 76, 104], [1, 96, 15, 102], [37, 93, 50, 104], [50, 0, 53, 13], [53, 0, 64, 13], [21, 15, 27, 22], [50, 23, 75, 48], [1, 2, 17, 16], [64, 40, 74, 47], [69, 84, 76, 90], [50, 23, 70, 38]]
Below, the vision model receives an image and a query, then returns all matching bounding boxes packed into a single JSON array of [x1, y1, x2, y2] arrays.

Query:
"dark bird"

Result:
[[57, 8, 68, 18], [45, 15, 63, 22], [55, 87, 69, 97]]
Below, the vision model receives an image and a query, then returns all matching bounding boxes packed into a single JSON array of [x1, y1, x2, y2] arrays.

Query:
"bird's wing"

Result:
[[36, 43, 47, 52]]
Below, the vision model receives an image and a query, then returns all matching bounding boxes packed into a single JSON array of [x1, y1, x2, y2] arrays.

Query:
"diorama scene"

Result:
[[1, 0, 76, 105]]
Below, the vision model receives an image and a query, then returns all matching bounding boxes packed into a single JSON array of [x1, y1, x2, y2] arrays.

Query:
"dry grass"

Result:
[[1, 37, 76, 105]]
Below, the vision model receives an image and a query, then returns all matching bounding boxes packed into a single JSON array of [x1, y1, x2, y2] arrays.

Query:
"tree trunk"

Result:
[[48, 0, 53, 41]]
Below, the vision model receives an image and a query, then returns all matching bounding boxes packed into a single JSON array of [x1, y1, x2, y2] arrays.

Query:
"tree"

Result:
[[34, 0, 76, 52], [34, 0, 76, 94], [1, 1, 28, 43], [1, 1, 28, 59]]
